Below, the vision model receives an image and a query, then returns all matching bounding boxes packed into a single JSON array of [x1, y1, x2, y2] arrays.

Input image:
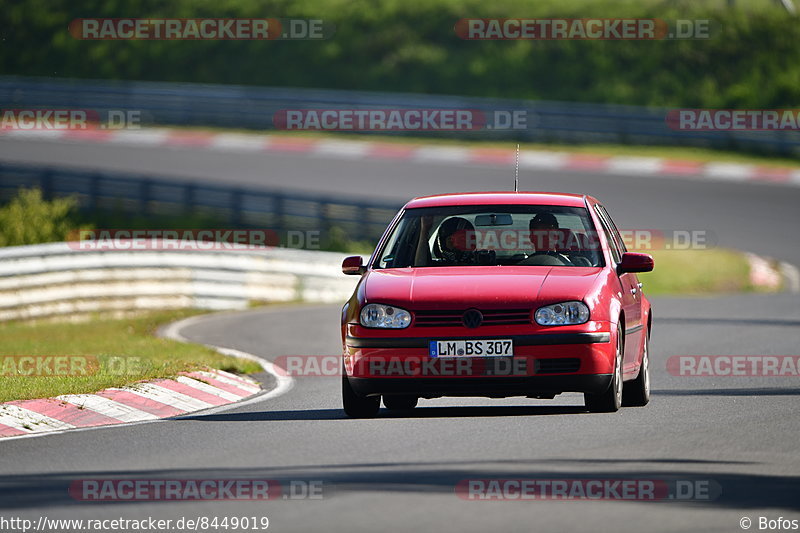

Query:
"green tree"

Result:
[[0, 188, 89, 246]]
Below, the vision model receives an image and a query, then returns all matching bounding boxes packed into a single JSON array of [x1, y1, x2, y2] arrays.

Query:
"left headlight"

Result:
[[534, 301, 590, 326], [360, 303, 412, 329]]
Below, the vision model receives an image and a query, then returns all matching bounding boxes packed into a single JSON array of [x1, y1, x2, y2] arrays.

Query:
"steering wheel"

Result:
[[524, 250, 574, 266]]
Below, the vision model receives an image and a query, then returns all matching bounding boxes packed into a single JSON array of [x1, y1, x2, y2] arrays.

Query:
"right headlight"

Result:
[[360, 303, 412, 329], [534, 301, 590, 326]]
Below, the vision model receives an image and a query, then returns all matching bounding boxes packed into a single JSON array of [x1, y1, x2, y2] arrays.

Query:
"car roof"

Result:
[[404, 191, 595, 209]]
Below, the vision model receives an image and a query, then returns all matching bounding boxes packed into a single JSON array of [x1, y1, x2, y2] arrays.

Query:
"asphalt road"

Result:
[[0, 136, 799, 532]]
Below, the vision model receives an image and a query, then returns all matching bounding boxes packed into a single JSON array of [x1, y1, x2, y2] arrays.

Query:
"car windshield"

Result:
[[374, 204, 604, 268]]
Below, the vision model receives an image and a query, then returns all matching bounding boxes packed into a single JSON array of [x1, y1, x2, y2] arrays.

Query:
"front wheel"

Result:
[[342, 374, 380, 418], [584, 324, 623, 413], [623, 330, 650, 407]]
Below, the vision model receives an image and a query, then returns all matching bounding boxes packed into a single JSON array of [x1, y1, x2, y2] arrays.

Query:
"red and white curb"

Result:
[[748, 254, 800, 293], [0, 314, 294, 441], [0, 369, 259, 439], [3, 127, 800, 187]]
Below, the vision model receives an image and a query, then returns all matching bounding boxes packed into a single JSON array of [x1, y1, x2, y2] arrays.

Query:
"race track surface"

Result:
[[0, 136, 798, 532]]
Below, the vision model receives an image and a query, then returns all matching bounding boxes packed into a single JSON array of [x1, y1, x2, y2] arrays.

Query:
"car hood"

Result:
[[364, 266, 603, 309]]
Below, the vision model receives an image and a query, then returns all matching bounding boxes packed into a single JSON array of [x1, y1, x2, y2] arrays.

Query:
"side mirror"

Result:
[[342, 256, 366, 275], [617, 252, 654, 274]]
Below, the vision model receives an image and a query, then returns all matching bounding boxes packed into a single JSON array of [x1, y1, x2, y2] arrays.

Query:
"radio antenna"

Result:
[[514, 143, 520, 192]]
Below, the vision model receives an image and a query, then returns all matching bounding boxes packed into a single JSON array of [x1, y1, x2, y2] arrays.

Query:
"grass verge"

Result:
[[636, 248, 758, 296], [0, 309, 261, 403]]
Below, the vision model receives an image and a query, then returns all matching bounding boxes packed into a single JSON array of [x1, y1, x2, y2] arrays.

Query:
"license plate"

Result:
[[429, 339, 513, 357]]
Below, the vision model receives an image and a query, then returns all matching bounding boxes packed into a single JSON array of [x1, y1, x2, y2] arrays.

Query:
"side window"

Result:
[[594, 205, 622, 264], [377, 217, 417, 268]]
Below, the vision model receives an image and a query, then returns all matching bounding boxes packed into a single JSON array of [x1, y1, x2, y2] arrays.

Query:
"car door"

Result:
[[595, 205, 643, 374]]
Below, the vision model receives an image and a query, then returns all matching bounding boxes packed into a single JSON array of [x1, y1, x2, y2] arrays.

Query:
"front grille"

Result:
[[413, 308, 531, 328], [536, 358, 581, 374]]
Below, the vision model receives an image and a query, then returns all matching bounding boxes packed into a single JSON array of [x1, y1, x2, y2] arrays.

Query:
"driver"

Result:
[[529, 213, 560, 253]]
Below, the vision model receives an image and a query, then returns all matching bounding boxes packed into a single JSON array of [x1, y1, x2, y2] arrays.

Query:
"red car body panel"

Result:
[[341, 192, 652, 399]]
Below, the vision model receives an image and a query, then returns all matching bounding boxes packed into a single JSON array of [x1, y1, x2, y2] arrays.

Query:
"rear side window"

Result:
[[598, 205, 627, 254], [594, 205, 623, 264]]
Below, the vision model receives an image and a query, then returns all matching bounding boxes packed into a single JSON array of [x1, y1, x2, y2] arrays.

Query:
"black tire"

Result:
[[383, 395, 418, 410], [584, 323, 623, 413], [342, 374, 380, 418], [623, 330, 650, 407]]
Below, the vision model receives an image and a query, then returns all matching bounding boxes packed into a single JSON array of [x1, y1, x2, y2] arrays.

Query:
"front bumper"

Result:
[[343, 328, 615, 399], [348, 373, 613, 399]]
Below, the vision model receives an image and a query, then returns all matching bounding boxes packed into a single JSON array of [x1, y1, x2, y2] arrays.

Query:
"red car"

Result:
[[340, 192, 653, 418]]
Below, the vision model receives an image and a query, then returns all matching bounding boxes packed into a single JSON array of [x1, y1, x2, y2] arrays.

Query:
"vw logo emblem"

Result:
[[462, 309, 483, 328]]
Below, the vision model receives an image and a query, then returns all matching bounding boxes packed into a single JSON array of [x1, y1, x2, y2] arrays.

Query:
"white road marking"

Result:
[[162, 313, 294, 417]]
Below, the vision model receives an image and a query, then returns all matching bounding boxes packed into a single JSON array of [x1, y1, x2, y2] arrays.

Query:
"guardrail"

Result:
[[0, 162, 402, 243], [0, 242, 360, 321], [2, 75, 799, 155]]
